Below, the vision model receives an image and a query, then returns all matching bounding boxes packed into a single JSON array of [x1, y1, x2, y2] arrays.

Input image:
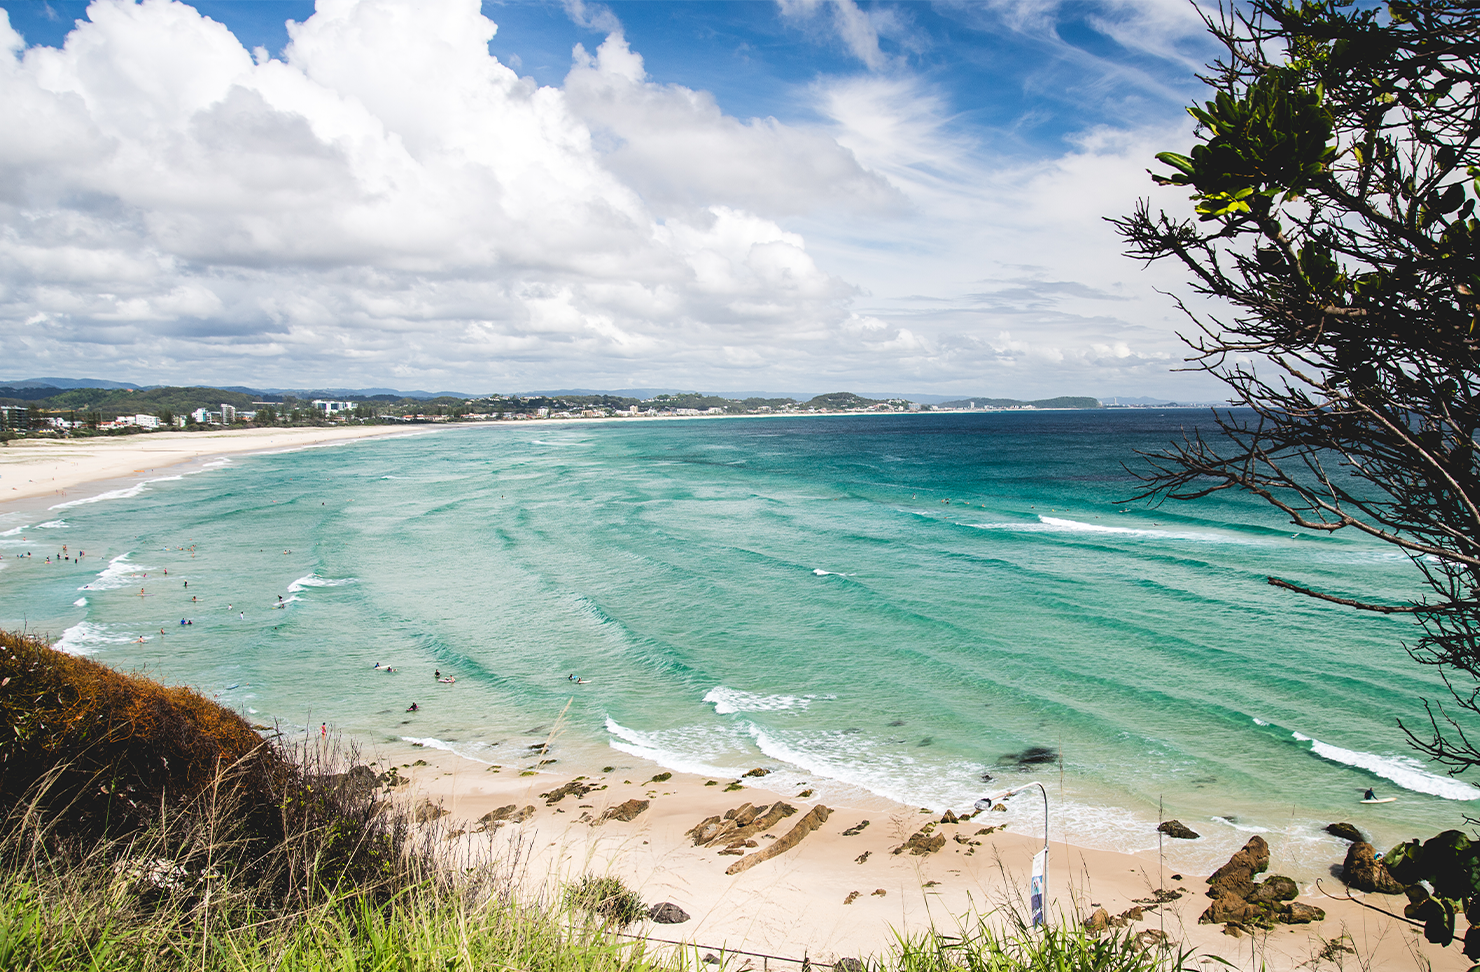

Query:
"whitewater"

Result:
[[0, 410, 1464, 873]]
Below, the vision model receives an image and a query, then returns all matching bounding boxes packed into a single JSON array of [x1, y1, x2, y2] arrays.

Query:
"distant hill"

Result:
[[3, 376, 146, 390], [936, 396, 1101, 409]]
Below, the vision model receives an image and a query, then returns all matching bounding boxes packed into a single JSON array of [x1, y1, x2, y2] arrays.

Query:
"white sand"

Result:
[[387, 746, 1460, 971], [0, 426, 423, 506]]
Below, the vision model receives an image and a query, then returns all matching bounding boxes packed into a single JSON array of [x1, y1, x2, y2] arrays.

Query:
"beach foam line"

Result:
[[704, 685, 828, 715], [36, 519, 67, 529], [73, 596, 86, 606], [1291, 730, 1480, 800], [399, 736, 500, 765], [604, 717, 748, 779], [54, 620, 136, 656], [49, 473, 184, 510]]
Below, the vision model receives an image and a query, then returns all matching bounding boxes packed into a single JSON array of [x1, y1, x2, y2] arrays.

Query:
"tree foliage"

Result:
[[1113, 1, 1480, 772]]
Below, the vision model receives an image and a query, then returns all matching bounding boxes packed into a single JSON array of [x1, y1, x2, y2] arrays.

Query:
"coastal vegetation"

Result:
[[1119, 0, 1480, 954]]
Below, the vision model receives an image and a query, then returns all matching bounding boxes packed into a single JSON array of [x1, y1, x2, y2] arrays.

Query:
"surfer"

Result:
[[1364, 788, 1376, 801], [406, 702, 419, 712], [435, 669, 441, 680]]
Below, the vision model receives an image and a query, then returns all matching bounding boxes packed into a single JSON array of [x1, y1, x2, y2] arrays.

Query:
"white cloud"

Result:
[[0, 0, 1223, 398], [0, 0, 870, 389]]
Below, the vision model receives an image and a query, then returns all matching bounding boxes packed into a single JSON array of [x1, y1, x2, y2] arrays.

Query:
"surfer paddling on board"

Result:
[[1365, 788, 1376, 801]]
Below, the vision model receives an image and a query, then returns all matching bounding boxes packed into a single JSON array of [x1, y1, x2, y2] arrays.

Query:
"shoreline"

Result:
[[374, 738, 1457, 971], [0, 425, 433, 509]]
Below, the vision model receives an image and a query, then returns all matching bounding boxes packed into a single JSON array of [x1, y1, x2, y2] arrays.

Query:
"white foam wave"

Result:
[[287, 574, 359, 593], [73, 597, 86, 607], [704, 686, 826, 715], [604, 718, 750, 779], [49, 473, 184, 510], [1292, 731, 1480, 801], [398, 736, 501, 765], [1210, 816, 1270, 833], [1253, 717, 1270, 726], [54, 621, 135, 656], [52, 483, 149, 510], [966, 515, 1256, 546], [0, 524, 27, 537], [812, 568, 851, 577], [36, 519, 67, 529], [82, 553, 154, 591]]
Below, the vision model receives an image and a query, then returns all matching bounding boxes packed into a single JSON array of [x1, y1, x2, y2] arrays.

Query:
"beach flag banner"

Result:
[[1030, 849, 1046, 927]]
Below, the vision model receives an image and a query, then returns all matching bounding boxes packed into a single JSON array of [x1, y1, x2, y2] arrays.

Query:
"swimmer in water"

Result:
[[435, 669, 441, 680], [406, 702, 419, 712]]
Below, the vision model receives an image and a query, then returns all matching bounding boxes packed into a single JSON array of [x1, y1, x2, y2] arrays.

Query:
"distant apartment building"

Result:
[[312, 400, 355, 416], [128, 414, 159, 429], [220, 404, 237, 423], [0, 405, 31, 430]]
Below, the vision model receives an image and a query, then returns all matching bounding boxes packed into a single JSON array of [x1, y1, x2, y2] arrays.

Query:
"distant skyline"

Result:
[[0, 0, 1223, 399]]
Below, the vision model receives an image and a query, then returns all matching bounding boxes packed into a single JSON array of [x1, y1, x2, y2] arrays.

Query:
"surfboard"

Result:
[[1360, 797, 1397, 804]]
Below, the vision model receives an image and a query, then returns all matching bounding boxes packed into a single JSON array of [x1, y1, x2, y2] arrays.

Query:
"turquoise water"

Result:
[[2, 411, 1472, 874]]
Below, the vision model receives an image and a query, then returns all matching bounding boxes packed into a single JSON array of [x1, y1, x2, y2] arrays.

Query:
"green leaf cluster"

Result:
[[1156, 71, 1336, 219], [1384, 830, 1480, 956]]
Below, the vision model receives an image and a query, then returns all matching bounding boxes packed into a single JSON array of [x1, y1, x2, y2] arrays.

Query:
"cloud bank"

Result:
[[0, 0, 1214, 397]]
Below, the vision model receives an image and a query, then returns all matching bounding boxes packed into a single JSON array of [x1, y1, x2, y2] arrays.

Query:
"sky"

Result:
[[0, 0, 1227, 398]]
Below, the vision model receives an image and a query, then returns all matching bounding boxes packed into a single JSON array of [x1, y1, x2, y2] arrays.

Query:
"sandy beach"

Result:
[[0, 425, 425, 507], [380, 743, 1462, 972]]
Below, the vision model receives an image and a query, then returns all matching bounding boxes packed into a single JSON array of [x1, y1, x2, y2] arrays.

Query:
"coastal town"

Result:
[[0, 387, 1104, 439]]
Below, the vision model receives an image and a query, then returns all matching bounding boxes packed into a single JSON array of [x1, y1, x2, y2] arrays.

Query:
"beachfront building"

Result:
[[0, 405, 32, 431], [312, 400, 356, 416], [220, 404, 237, 423], [127, 414, 159, 429]]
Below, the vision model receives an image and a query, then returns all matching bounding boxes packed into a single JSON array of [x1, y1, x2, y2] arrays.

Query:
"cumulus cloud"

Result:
[[0, 0, 869, 388], [0, 0, 1221, 397]]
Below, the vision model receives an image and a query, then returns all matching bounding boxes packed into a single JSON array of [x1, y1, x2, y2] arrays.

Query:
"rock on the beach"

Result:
[[940, 809, 959, 824], [510, 805, 535, 823], [601, 799, 649, 823], [894, 826, 946, 856], [725, 805, 831, 875], [1279, 902, 1326, 924], [1207, 835, 1270, 899], [1157, 819, 1200, 840], [1324, 822, 1365, 843], [1200, 895, 1255, 925], [414, 798, 447, 823], [1248, 875, 1299, 904], [480, 804, 518, 826], [833, 959, 864, 972], [743, 767, 770, 777], [1341, 841, 1404, 894], [1083, 907, 1110, 933], [648, 902, 690, 924], [540, 780, 594, 806]]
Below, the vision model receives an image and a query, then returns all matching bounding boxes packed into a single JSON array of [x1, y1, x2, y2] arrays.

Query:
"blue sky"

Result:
[[0, 0, 1223, 398]]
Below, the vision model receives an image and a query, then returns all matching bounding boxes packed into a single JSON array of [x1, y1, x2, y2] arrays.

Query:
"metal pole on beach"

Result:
[[975, 782, 1050, 926]]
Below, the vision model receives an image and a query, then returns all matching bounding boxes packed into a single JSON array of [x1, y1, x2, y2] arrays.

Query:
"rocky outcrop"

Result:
[[742, 767, 770, 777], [1199, 837, 1321, 928], [894, 824, 946, 856], [1157, 819, 1200, 840], [540, 780, 594, 805], [842, 820, 869, 836], [600, 799, 649, 823], [414, 798, 447, 823], [725, 805, 831, 875], [648, 902, 689, 924], [1341, 841, 1404, 894], [687, 802, 798, 849], [1325, 822, 1364, 843]]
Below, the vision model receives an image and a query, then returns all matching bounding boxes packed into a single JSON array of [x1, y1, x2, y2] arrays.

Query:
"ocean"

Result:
[[2, 410, 1470, 877]]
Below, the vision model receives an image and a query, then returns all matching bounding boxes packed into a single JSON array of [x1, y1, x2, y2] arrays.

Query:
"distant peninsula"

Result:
[[0, 384, 1102, 438]]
